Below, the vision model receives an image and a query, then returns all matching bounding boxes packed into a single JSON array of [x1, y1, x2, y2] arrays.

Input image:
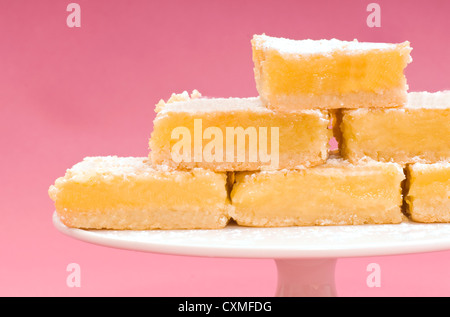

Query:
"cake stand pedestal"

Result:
[[53, 212, 450, 297]]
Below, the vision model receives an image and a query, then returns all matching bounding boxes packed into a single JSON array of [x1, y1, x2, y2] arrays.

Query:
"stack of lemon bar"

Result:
[[49, 34, 450, 230]]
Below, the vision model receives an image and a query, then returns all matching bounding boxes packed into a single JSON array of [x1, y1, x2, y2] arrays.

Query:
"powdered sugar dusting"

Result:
[[157, 96, 325, 116], [409, 161, 450, 171], [158, 97, 269, 114], [254, 34, 398, 56], [244, 155, 403, 177], [66, 156, 153, 182], [407, 91, 450, 109], [59, 156, 225, 183], [348, 91, 450, 114]]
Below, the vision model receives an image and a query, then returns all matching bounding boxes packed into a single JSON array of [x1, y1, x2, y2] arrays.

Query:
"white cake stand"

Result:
[[52, 212, 450, 297]]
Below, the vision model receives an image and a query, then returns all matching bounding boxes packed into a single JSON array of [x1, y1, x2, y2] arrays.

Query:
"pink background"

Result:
[[1, 0, 449, 296]]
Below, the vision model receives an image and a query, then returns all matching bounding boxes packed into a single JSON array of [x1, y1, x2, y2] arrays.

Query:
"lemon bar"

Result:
[[149, 91, 331, 171], [230, 157, 405, 227], [48, 156, 230, 230], [404, 162, 450, 223], [252, 34, 412, 110], [339, 91, 450, 164]]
